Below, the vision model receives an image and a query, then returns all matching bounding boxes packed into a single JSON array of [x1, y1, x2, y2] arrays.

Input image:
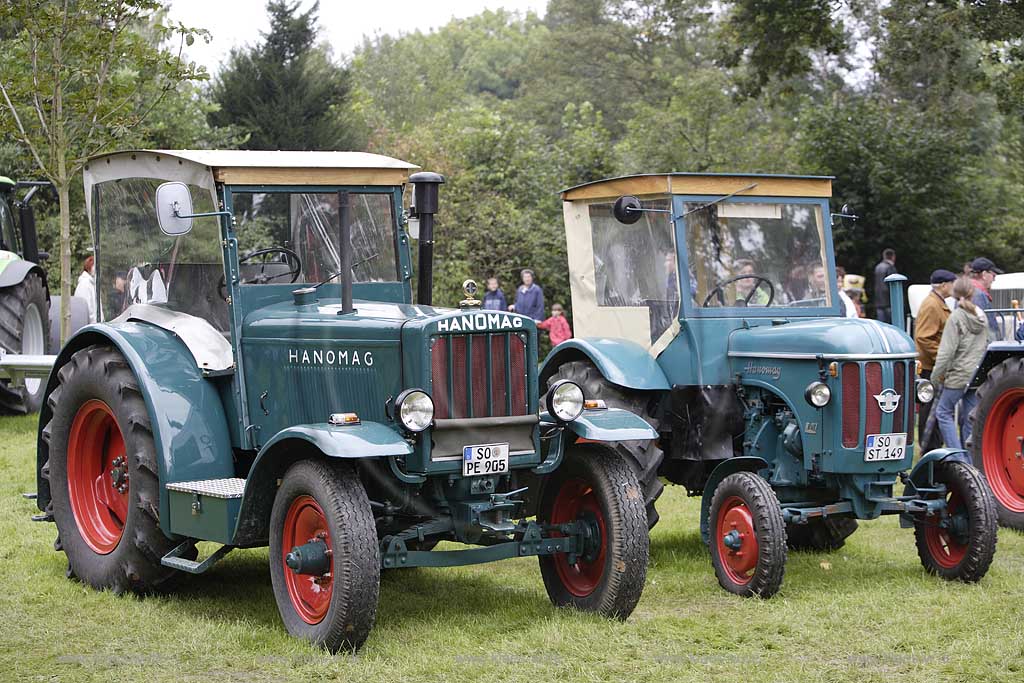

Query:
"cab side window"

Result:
[[0, 199, 19, 253]]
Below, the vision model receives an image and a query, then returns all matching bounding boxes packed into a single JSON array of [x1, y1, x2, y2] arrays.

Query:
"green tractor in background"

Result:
[[0, 177, 89, 413]]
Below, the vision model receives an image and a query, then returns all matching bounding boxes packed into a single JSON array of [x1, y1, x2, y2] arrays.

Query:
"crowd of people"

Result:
[[483, 269, 572, 345]]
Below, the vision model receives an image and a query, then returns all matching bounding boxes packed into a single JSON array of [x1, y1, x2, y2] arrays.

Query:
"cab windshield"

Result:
[[231, 190, 398, 285], [684, 201, 831, 310]]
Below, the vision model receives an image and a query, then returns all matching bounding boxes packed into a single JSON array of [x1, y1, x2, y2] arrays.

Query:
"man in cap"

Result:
[[969, 256, 1004, 340], [915, 269, 956, 450]]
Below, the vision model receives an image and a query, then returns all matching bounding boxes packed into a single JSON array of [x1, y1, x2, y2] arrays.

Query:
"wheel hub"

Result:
[[282, 496, 334, 624], [981, 389, 1024, 512], [109, 456, 129, 494], [285, 535, 333, 577], [717, 496, 759, 580]]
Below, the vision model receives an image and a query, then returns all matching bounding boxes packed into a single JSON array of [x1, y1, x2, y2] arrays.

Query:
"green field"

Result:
[[2, 412, 1022, 683]]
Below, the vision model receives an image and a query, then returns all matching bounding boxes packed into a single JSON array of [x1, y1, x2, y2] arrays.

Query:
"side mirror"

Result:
[[613, 195, 643, 224], [155, 182, 194, 236], [831, 203, 858, 222]]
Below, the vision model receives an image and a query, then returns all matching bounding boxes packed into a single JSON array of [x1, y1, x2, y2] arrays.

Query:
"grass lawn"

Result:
[[2, 412, 1023, 682]]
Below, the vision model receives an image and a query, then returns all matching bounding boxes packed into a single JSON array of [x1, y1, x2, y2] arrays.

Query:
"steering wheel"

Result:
[[702, 274, 775, 307], [219, 247, 303, 300]]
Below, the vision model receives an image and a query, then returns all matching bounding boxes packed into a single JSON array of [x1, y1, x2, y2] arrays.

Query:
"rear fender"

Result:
[[0, 258, 46, 290], [699, 456, 770, 544], [35, 323, 234, 536], [231, 421, 412, 546], [540, 337, 670, 391], [969, 344, 1024, 389]]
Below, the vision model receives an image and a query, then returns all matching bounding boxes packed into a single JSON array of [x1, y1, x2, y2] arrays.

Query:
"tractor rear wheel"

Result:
[[537, 443, 649, 619], [42, 344, 186, 593], [786, 517, 858, 552], [913, 460, 997, 582], [549, 361, 664, 528], [968, 357, 1024, 529], [270, 459, 380, 653], [0, 272, 49, 413], [708, 471, 787, 598]]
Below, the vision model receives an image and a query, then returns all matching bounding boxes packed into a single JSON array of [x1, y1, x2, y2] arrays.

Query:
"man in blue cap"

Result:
[[915, 269, 956, 450], [969, 256, 1004, 340]]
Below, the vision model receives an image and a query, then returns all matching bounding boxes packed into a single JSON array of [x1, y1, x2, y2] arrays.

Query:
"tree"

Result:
[[209, 1, 354, 150], [0, 0, 207, 341]]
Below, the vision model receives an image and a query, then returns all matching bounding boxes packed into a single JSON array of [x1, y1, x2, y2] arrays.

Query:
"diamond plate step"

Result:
[[165, 478, 246, 499]]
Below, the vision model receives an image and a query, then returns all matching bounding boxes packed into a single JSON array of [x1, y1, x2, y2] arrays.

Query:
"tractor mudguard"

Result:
[[699, 456, 770, 544], [969, 343, 1024, 389], [230, 421, 413, 547], [540, 408, 658, 441], [540, 337, 670, 391], [905, 447, 972, 490], [35, 323, 234, 534], [0, 257, 46, 290]]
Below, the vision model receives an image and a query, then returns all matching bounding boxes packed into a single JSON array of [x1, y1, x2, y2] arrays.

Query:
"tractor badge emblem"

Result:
[[874, 388, 901, 414]]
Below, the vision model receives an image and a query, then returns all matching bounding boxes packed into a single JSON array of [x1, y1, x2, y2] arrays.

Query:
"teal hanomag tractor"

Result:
[[32, 150, 657, 652], [541, 173, 998, 597]]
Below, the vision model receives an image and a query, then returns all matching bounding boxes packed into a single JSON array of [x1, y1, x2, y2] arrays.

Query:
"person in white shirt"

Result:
[[836, 266, 858, 318], [73, 255, 97, 323]]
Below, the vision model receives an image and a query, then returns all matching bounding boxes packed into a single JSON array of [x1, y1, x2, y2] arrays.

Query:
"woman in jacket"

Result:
[[931, 276, 990, 449]]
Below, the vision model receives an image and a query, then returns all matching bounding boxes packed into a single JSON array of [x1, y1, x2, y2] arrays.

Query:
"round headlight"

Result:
[[805, 381, 831, 407], [546, 379, 585, 423], [395, 389, 434, 432], [916, 379, 935, 404]]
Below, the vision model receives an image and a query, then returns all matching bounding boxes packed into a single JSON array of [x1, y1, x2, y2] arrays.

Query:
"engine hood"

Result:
[[728, 317, 916, 360]]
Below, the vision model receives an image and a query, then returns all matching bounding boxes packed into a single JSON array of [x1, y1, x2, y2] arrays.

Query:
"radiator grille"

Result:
[[841, 360, 916, 449], [431, 333, 528, 419]]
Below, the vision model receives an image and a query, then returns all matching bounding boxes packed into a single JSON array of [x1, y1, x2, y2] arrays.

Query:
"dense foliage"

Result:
[[2, 0, 1022, 319]]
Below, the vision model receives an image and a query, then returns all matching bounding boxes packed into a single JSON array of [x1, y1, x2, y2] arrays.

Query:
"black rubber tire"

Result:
[[550, 360, 664, 529], [537, 443, 649, 619], [0, 272, 49, 413], [913, 460, 998, 582], [786, 517, 859, 552], [707, 471, 787, 598], [42, 344, 186, 593], [968, 357, 1024, 529], [269, 459, 380, 653]]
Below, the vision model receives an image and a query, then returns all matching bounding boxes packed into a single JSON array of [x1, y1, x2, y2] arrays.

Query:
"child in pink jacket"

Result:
[[537, 303, 573, 346]]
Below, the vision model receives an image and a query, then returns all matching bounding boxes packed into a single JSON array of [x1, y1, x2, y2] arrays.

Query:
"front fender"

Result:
[[541, 408, 657, 441], [540, 337, 670, 391], [906, 447, 972, 490], [35, 323, 234, 536], [0, 257, 46, 290], [699, 456, 770, 544], [231, 421, 412, 546]]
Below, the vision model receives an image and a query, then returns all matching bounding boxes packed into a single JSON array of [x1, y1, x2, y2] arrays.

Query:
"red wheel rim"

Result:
[[550, 478, 606, 597], [716, 495, 759, 585], [981, 388, 1024, 512], [924, 491, 968, 569], [282, 495, 333, 624], [66, 399, 129, 554]]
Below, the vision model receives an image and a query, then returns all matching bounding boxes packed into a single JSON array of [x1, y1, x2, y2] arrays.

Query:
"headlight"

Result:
[[916, 379, 935, 404], [395, 389, 434, 432], [804, 381, 831, 407], [546, 379, 585, 422]]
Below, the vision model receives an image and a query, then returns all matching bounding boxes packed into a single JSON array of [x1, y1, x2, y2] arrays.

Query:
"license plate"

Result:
[[864, 433, 907, 462], [463, 443, 510, 477]]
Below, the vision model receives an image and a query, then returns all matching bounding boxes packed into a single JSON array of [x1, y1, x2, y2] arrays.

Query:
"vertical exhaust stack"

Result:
[[409, 172, 444, 306], [884, 273, 908, 330], [337, 190, 354, 315]]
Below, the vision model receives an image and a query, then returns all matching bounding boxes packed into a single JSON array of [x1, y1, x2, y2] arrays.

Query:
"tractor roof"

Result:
[[84, 149, 419, 188], [560, 172, 833, 202]]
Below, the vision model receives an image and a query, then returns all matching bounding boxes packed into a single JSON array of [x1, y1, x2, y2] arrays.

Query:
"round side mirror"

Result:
[[613, 195, 643, 225]]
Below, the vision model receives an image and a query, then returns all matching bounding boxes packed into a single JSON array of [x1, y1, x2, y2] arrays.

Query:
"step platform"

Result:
[[166, 478, 246, 545]]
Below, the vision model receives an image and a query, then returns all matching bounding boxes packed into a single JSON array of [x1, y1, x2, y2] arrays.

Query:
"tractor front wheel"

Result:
[[913, 460, 997, 582], [538, 444, 649, 619], [969, 357, 1024, 529], [708, 471, 787, 598], [43, 344, 184, 593], [269, 459, 380, 653]]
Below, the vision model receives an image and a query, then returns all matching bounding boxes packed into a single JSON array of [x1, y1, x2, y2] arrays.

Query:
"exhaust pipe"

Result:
[[409, 172, 444, 306]]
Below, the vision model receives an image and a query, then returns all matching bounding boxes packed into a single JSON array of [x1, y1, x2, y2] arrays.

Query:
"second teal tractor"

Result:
[[542, 172, 998, 597]]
